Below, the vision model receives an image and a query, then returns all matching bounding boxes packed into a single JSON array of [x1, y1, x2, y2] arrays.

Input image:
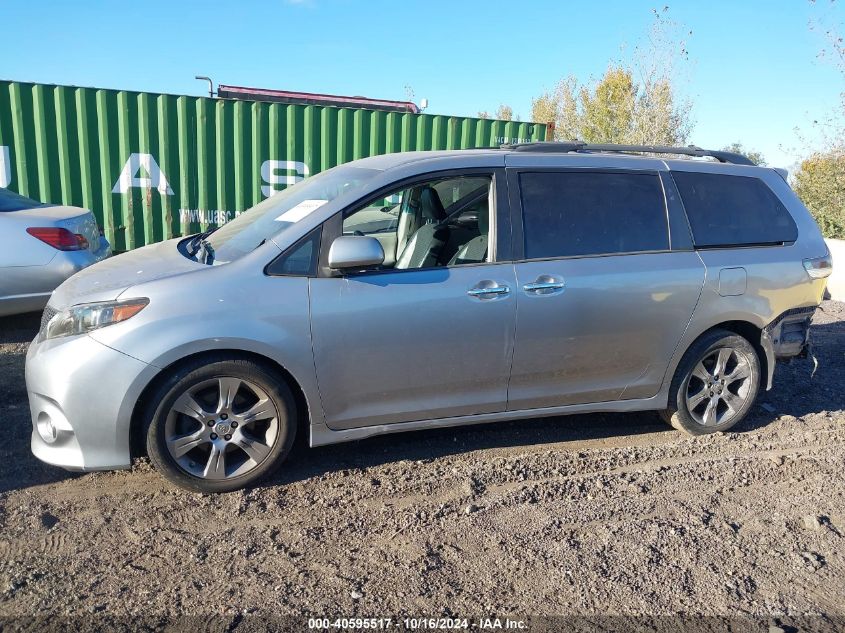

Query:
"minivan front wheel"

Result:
[[145, 356, 296, 492], [661, 329, 761, 435]]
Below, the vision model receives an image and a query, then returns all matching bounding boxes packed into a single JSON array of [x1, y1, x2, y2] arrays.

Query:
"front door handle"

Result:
[[467, 283, 510, 298], [523, 275, 566, 294]]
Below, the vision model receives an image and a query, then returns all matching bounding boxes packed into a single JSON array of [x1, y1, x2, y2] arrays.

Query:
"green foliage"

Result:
[[579, 68, 636, 142], [793, 150, 845, 239], [530, 92, 557, 128], [721, 142, 767, 166]]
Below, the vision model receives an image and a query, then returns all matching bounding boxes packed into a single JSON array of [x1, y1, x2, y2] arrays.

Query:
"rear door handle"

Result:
[[523, 275, 566, 294]]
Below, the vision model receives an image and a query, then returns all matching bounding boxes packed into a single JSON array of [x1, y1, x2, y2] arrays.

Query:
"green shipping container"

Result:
[[0, 79, 547, 251]]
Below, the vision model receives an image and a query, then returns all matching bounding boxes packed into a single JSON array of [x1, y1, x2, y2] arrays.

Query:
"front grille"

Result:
[[39, 305, 58, 337]]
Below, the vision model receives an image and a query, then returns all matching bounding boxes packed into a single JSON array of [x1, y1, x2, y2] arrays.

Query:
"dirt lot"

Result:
[[0, 303, 844, 631]]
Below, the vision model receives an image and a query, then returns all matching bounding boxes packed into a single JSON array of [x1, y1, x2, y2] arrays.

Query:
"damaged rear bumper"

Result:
[[760, 306, 816, 389]]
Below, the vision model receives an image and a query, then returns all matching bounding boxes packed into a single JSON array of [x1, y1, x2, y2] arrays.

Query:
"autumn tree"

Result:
[[793, 1, 845, 238], [478, 105, 518, 121], [495, 104, 517, 121], [721, 142, 767, 166], [530, 7, 692, 146], [807, 0, 845, 149], [530, 92, 557, 130], [794, 150, 845, 239]]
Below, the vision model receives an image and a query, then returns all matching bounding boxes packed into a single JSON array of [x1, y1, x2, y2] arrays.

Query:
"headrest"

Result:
[[419, 186, 446, 222]]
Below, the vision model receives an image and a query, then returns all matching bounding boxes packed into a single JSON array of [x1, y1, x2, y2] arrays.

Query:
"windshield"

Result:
[[201, 164, 381, 263], [0, 188, 43, 212]]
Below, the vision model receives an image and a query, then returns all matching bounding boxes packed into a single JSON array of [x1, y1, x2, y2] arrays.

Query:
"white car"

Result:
[[0, 187, 111, 316]]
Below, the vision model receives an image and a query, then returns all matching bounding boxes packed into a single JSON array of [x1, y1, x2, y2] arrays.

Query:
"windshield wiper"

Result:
[[200, 239, 215, 265], [186, 227, 218, 258]]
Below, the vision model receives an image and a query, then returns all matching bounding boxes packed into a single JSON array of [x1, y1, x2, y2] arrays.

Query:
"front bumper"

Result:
[[26, 332, 156, 471]]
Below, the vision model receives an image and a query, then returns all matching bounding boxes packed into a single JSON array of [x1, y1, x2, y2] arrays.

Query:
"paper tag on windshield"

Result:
[[275, 199, 328, 223]]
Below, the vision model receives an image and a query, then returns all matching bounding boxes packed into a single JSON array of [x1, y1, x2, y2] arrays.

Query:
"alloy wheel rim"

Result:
[[164, 376, 280, 480], [685, 346, 753, 427]]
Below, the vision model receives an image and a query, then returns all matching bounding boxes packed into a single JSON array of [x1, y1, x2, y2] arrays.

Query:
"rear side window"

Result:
[[672, 172, 798, 248], [519, 171, 669, 259]]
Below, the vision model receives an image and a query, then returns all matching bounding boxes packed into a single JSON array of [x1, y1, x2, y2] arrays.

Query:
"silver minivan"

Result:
[[26, 143, 833, 492]]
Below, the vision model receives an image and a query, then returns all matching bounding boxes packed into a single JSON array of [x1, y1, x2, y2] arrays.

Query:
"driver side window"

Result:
[[342, 176, 491, 270]]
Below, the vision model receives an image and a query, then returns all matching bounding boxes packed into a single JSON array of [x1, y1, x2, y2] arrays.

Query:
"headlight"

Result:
[[43, 299, 149, 341]]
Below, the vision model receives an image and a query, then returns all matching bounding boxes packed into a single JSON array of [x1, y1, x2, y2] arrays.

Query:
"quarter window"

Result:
[[266, 228, 321, 276], [671, 172, 798, 248], [519, 171, 669, 259]]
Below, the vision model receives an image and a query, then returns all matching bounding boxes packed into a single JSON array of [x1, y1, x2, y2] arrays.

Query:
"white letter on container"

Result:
[[0, 146, 10, 188], [112, 153, 174, 195], [261, 160, 309, 197]]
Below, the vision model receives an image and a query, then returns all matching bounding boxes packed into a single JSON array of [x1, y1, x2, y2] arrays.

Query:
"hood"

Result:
[[49, 238, 202, 308]]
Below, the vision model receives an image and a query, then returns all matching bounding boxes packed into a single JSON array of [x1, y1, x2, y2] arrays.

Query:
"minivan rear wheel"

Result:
[[661, 329, 761, 435], [145, 356, 296, 492]]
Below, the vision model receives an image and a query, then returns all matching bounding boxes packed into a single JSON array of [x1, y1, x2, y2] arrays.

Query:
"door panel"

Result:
[[309, 264, 517, 430], [508, 252, 705, 410]]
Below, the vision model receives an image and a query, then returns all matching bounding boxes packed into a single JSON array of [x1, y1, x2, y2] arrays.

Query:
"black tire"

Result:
[[144, 354, 296, 493], [661, 329, 761, 435]]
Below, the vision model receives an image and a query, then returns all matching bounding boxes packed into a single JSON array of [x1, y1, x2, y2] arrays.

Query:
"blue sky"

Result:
[[2, 0, 843, 168]]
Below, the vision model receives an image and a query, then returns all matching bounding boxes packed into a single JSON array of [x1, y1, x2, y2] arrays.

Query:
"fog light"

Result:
[[36, 412, 58, 444]]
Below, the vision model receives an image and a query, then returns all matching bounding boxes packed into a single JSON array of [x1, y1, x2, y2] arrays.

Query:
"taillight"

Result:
[[26, 227, 89, 251], [803, 254, 833, 279]]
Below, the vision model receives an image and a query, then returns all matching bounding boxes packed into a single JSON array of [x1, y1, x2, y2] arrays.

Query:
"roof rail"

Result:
[[500, 141, 757, 166]]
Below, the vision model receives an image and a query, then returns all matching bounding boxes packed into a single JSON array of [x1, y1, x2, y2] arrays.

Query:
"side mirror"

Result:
[[328, 235, 385, 270]]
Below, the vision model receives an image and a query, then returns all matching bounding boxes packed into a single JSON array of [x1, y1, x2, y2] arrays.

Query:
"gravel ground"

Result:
[[0, 303, 844, 631]]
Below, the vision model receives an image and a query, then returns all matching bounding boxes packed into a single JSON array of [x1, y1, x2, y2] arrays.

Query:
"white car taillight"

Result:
[[26, 227, 89, 251]]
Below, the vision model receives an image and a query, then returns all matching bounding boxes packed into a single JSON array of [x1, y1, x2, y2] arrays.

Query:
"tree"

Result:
[[495, 104, 517, 121], [792, 1, 845, 239], [530, 66, 690, 145], [807, 0, 845, 149], [721, 142, 767, 166], [478, 105, 518, 121], [578, 68, 636, 142], [530, 92, 557, 128], [530, 7, 692, 146], [793, 150, 845, 239]]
